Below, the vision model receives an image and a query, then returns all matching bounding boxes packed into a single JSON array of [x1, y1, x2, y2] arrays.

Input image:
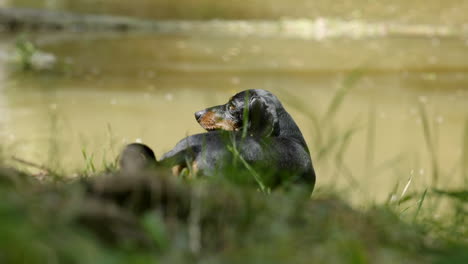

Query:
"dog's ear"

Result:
[[248, 96, 278, 137]]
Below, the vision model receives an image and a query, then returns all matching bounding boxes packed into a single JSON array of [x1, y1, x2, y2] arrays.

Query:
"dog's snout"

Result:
[[195, 110, 204, 121]]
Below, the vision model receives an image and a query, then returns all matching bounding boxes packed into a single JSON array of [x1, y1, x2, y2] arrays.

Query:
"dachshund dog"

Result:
[[120, 89, 316, 191]]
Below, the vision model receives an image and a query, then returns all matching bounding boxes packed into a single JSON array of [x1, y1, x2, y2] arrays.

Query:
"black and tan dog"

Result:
[[120, 89, 316, 191]]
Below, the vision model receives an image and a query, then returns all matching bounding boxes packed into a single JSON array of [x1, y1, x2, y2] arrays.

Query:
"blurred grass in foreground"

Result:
[[0, 166, 467, 264]]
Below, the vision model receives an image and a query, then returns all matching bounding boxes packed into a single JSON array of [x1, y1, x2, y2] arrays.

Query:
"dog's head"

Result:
[[194, 89, 281, 137]]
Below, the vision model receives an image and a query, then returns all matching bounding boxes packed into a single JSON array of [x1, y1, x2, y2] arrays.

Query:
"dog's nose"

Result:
[[195, 110, 203, 121]]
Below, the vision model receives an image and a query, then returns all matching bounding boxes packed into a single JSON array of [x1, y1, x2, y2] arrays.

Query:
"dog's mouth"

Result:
[[197, 110, 239, 132], [204, 126, 219, 132], [199, 122, 237, 132]]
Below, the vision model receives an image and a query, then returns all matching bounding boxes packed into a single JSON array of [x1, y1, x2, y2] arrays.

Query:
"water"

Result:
[[0, 21, 467, 202]]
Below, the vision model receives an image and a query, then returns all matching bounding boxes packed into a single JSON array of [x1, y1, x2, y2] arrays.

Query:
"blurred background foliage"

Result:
[[4, 0, 468, 24]]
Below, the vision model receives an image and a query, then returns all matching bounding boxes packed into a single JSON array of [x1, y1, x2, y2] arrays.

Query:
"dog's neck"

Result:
[[275, 108, 309, 150]]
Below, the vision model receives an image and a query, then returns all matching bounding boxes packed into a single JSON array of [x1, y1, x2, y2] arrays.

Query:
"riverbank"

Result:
[[0, 8, 467, 39], [0, 165, 466, 263]]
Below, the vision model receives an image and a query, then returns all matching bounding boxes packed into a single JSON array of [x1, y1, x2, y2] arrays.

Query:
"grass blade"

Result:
[[418, 102, 439, 187], [321, 69, 361, 124], [413, 189, 428, 222]]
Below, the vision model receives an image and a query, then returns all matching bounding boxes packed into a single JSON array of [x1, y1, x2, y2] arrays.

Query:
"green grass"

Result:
[[0, 164, 466, 264], [15, 35, 37, 71]]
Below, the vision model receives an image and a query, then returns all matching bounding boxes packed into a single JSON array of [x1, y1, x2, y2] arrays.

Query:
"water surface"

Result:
[[0, 28, 467, 202]]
